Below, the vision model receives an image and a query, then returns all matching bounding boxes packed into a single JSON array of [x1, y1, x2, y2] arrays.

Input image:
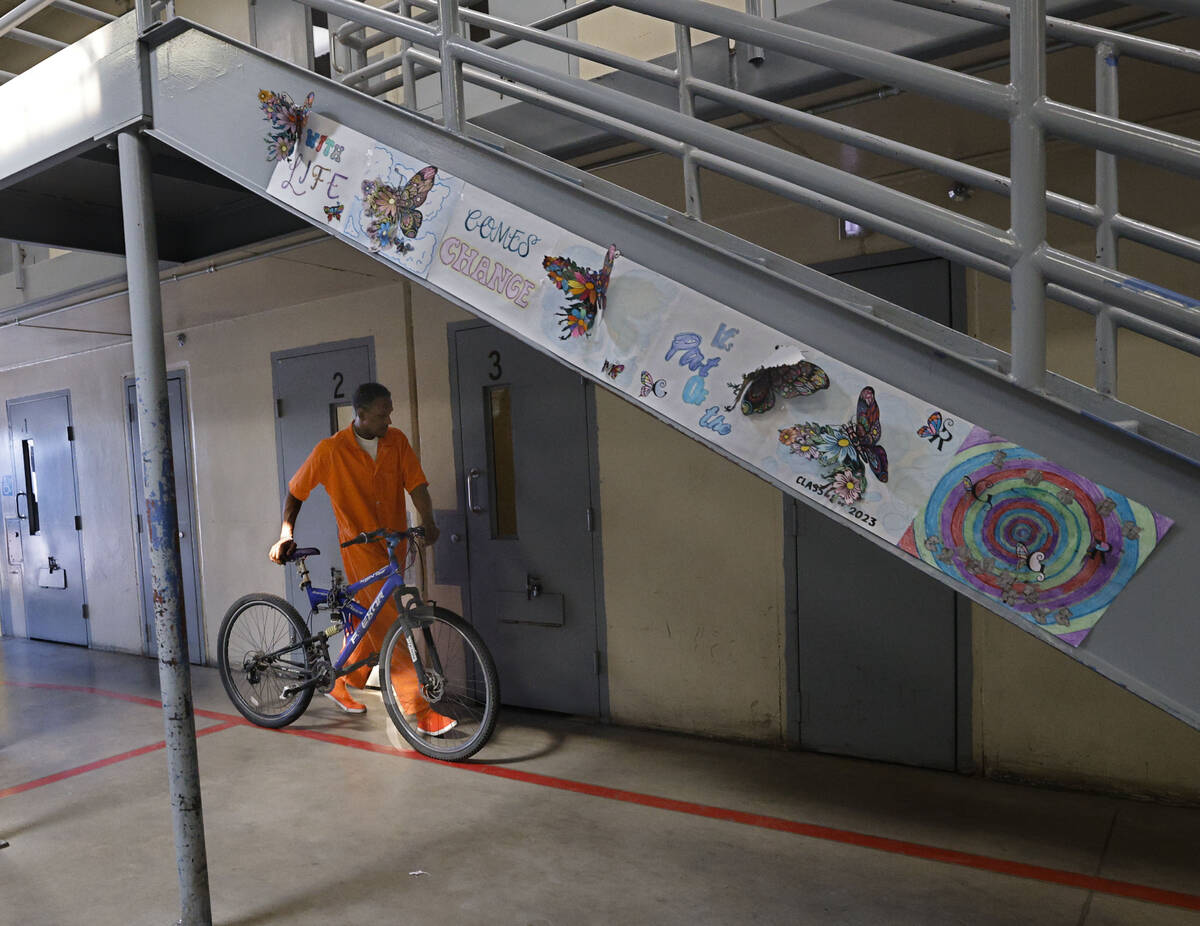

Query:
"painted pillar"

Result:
[[118, 129, 213, 926]]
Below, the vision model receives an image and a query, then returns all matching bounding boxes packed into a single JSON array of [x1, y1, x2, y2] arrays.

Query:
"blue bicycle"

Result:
[[217, 527, 499, 761]]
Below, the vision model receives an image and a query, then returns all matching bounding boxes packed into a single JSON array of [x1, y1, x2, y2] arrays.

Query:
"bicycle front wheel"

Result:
[[379, 606, 499, 761], [218, 593, 314, 728]]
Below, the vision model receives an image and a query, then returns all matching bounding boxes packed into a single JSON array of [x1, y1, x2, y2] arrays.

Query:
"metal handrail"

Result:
[[893, 0, 1199, 72], [293, 0, 1200, 402]]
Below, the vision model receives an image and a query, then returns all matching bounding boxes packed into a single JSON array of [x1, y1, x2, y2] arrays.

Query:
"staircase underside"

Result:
[[2, 14, 1198, 731]]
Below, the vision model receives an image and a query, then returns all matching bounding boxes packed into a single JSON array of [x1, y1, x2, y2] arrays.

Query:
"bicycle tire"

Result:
[[379, 605, 499, 761], [218, 593, 315, 728]]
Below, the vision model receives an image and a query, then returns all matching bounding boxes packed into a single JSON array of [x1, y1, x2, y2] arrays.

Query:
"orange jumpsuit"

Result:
[[289, 424, 428, 710]]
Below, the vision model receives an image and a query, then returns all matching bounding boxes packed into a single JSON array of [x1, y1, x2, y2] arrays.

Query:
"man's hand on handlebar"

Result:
[[269, 537, 296, 564], [419, 523, 440, 545]]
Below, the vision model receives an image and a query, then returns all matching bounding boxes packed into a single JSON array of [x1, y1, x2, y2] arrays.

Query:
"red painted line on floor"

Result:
[[0, 721, 237, 800], [6, 680, 1200, 912], [3, 680, 165, 710]]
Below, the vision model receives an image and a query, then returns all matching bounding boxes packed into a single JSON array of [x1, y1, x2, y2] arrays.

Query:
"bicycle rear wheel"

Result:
[[379, 606, 499, 761], [218, 593, 314, 728]]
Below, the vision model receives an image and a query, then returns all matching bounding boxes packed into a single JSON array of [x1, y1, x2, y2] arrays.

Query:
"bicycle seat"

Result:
[[284, 547, 320, 562]]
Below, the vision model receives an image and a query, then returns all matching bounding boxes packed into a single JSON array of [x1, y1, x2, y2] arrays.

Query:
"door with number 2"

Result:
[[272, 339, 374, 619]]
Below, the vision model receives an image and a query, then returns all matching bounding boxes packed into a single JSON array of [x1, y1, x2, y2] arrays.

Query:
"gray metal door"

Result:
[[7, 393, 88, 646], [793, 512, 961, 769], [272, 340, 374, 619], [453, 325, 602, 717], [792, 253, 966, 770], [126, 374, 204, 664]]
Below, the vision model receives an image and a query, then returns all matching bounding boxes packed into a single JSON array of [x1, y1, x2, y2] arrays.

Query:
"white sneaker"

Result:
[[364, 664, 381, 690]]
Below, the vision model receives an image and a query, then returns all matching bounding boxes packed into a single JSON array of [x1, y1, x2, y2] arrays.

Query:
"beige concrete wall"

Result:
[[596, 391, 787, 739], [174, 0, 252, 43], [973, 613, 1200, 803]]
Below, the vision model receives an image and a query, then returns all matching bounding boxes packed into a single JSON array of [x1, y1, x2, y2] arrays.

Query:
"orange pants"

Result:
[[342, 542, 426, 714]]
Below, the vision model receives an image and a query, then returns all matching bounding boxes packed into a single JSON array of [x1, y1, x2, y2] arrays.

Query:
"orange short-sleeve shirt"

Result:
[[288, 425, 428, 543]]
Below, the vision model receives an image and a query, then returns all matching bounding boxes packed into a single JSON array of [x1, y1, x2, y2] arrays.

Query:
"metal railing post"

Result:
[[744, 0, 771, 65], [1094, 40, 1119, 395], [11, 241, 24, 292], [117, 129, 213, 926], [675, 22, 702, 220], [1009, 0, 1048, 389], [402, 1, 417, 110], [437, 0, 465, 131]]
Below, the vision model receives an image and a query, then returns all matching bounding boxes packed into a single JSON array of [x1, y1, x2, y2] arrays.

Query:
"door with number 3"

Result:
[[452, 323, 604, 718], [272, 339, 374, 619]]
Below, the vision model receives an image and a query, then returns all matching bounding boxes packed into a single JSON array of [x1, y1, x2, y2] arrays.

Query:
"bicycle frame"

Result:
[[302, 550, 420, 672]]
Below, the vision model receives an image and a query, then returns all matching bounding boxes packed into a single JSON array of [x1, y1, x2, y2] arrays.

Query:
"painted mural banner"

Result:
[[257, 94, 1174, 646]]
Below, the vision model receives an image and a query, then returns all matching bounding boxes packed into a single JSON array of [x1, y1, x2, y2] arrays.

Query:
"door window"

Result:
[[20, 439, 40, 535], [485, 386, 519, 538]]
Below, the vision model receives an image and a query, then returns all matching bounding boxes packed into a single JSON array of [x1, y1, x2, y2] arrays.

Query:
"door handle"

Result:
[[466, 468, 483, 514], [178, 530, 185, 541], [15, 492, 27, 520], [526, 574, 543, 600]]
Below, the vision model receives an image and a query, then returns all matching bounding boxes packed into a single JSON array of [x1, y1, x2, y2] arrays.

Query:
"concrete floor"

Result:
[[2, 638, 1199, 926]]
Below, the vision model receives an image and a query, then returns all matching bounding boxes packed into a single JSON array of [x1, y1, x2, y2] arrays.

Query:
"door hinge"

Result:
[[594, 650, 604, 675], [128, 404, 136, 423], [137, 513, 143, 533], [74, 515, 82, 532], [81, 603, 89, 621], [276, 398, 284, 418], [66, 425, 75, 441], [586, 506, 594, 532]]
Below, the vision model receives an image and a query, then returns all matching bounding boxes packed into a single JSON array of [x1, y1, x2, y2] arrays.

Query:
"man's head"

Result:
[[352, 382, 393, 439]]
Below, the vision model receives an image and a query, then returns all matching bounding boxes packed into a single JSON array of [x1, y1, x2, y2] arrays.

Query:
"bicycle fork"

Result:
[[397, 615, 445, 705]]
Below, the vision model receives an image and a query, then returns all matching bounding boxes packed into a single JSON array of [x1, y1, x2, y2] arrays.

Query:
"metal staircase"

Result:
[[2, 2, 1199, 728]]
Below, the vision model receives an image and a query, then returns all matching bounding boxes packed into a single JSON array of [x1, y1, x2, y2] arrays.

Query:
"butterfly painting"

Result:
[[725, 361, 829, 415], [259, 89, 314, 162], [917, 410, 954, 450], [962, 475, 993, 507], [1085, 536, 1112, 564], [841, 387, 888, 483], [779, 386, 888, 501], [640, 371, 667, 398], [323, 203, 344, 223], [361, 166, 439, 253], [602, 360, 625, 380], [543, 245, 620, 339]]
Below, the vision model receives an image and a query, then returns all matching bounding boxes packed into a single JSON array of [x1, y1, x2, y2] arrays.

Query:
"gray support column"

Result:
[[1009, 0, 1048, 389], [438, 0, 465, 131], [117, 129, 213, 926], [1094, 41, 1119, 395]]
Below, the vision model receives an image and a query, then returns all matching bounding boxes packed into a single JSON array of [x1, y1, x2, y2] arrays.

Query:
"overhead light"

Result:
[[948, 182, 972, 202], [838, 218, 867, 239]]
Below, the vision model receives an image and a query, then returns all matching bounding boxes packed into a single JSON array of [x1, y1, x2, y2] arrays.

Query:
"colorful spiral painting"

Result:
[[900, 427, 1173, 646]]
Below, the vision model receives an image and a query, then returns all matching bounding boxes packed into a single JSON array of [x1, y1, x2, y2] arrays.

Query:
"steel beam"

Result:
[[118, 128, 213, 926]]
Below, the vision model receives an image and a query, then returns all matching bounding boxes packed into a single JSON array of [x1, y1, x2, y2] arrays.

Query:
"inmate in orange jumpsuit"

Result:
[[289, 424, 428, 712]]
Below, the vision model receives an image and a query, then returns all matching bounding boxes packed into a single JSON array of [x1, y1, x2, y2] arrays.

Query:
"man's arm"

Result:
[[268, 492, 303, 564], [408, 483, 440, 545]]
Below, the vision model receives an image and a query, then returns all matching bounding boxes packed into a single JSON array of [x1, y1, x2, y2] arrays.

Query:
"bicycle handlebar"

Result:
[[339, 526, 425, 549]]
